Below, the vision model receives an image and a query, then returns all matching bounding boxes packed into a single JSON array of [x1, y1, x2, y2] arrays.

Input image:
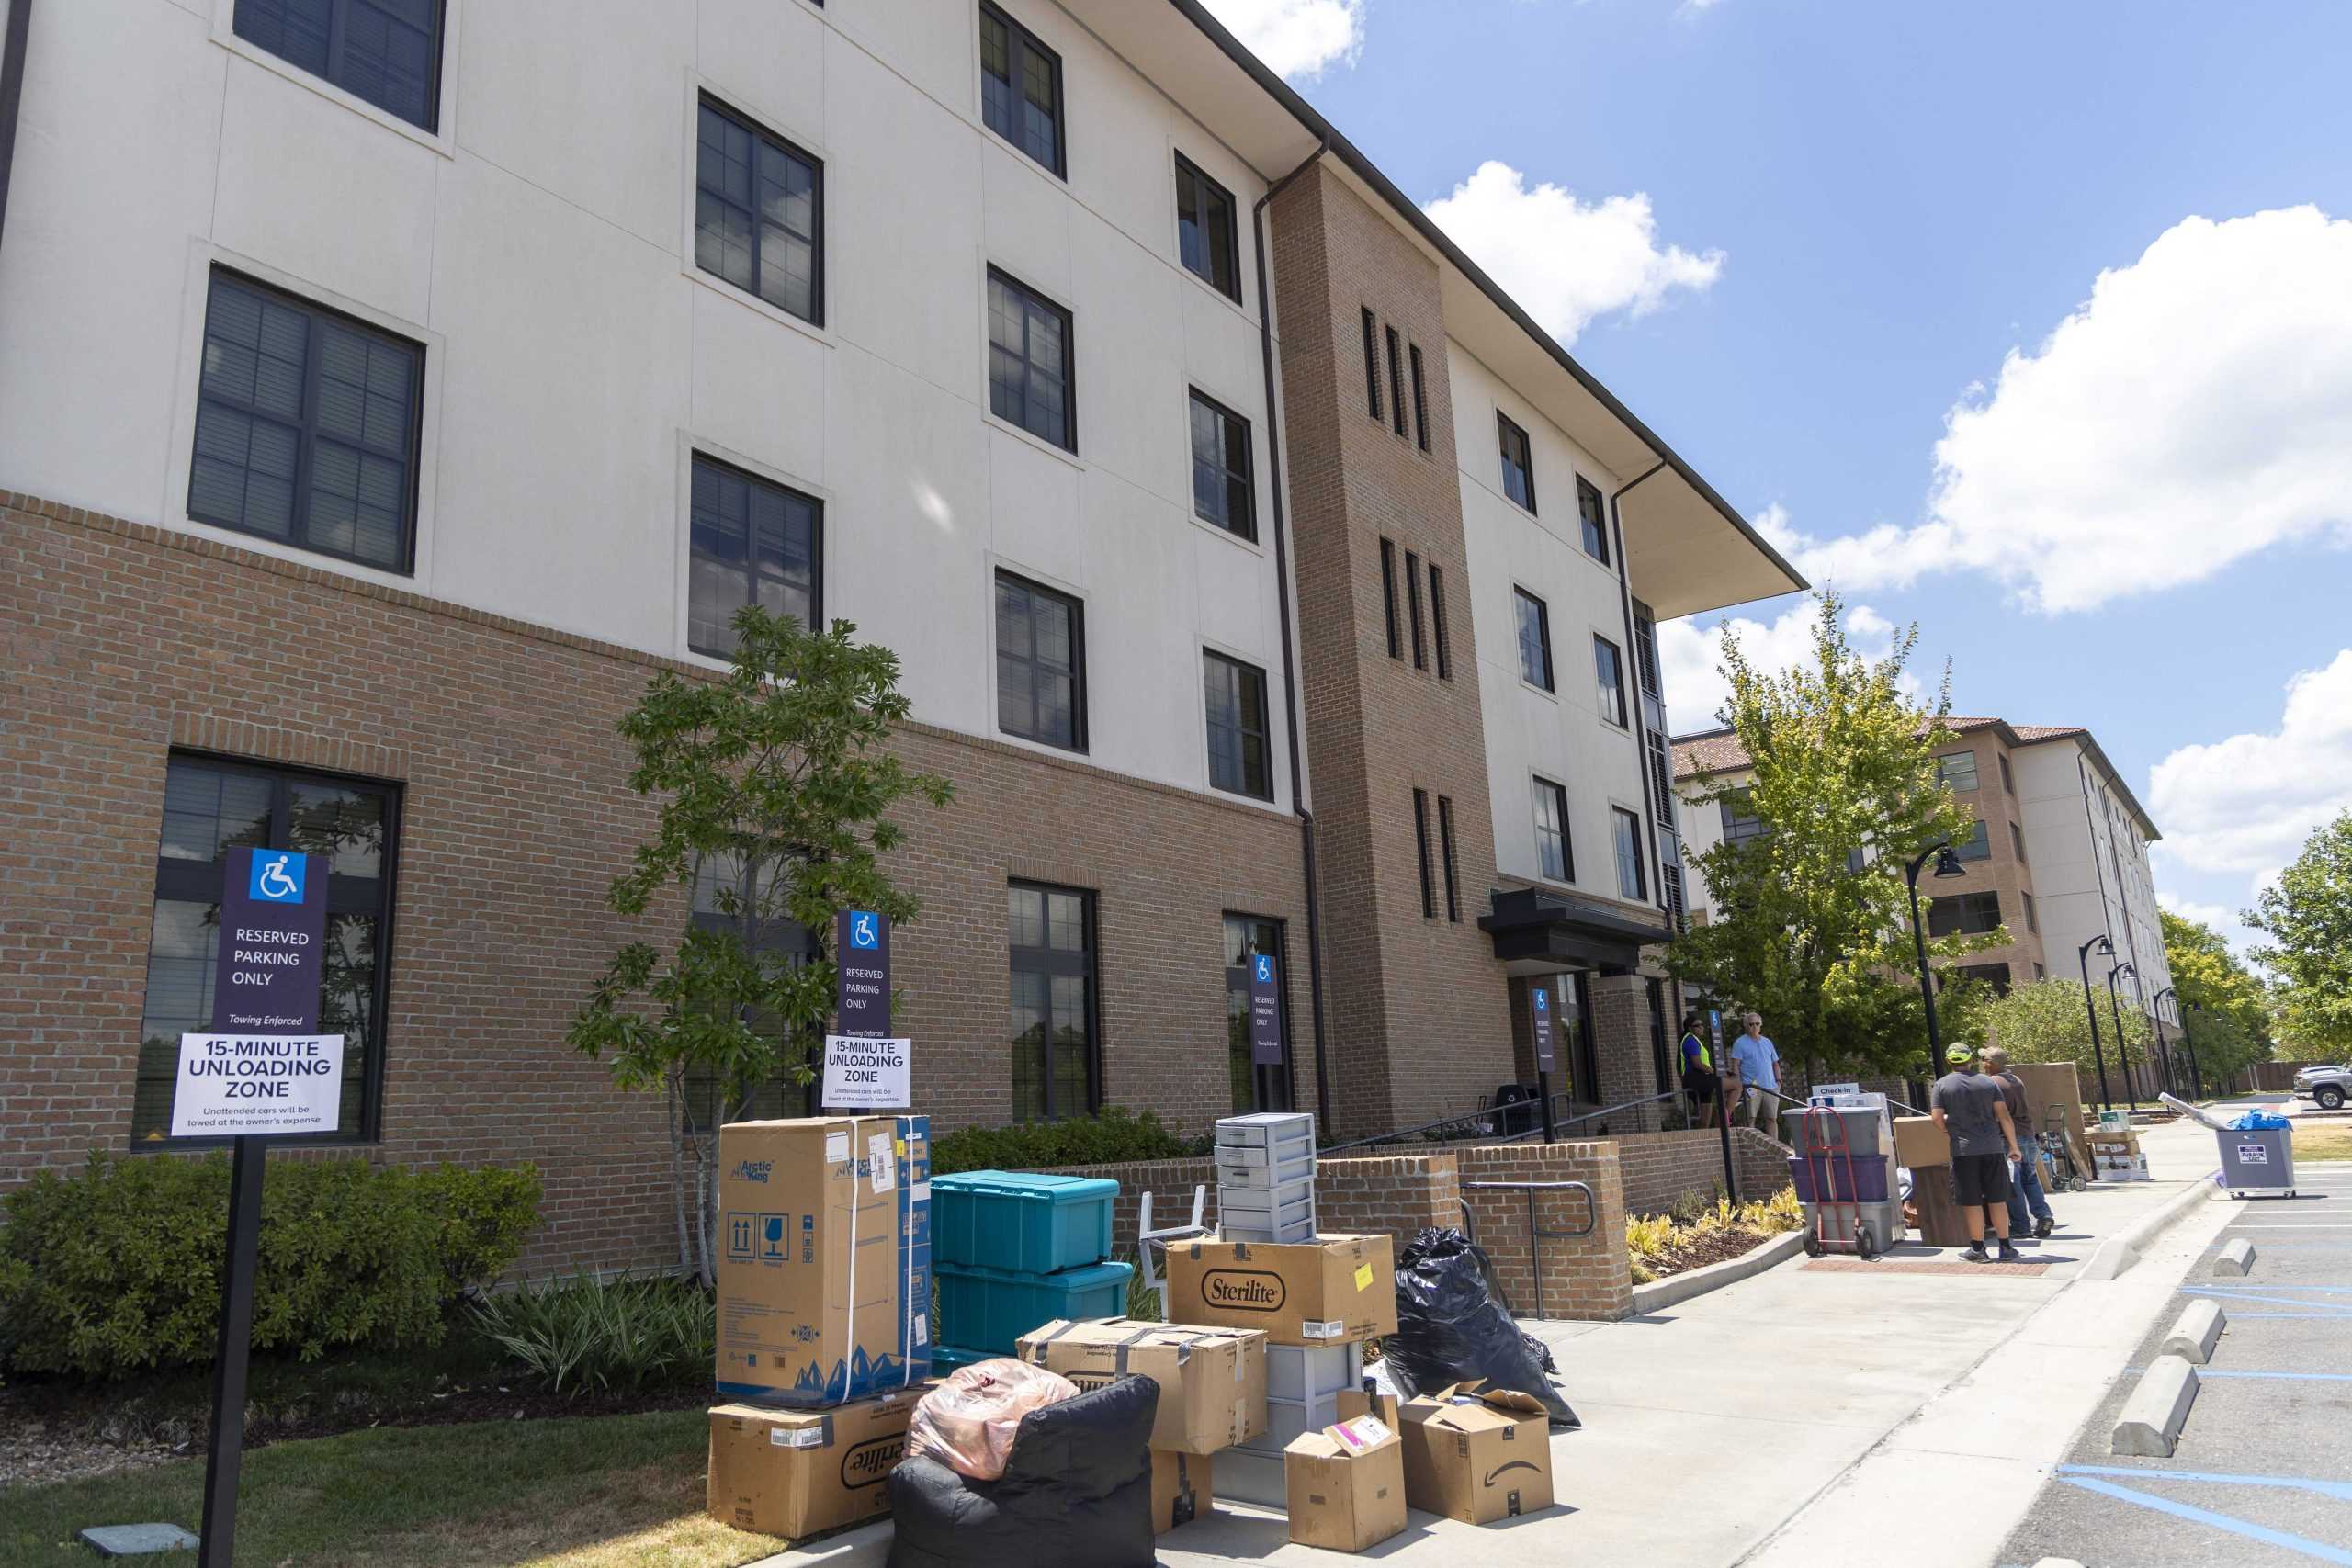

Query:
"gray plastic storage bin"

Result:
[[1266, 1341, 1363, 1403], [1236, 1386, 1346, 1457], [1216, 1154, 1317, 1190], [1215, 1112, 1316, 1163], [1219, 1176, 1316, 1243], [1216, 1446, 1288, 1506]]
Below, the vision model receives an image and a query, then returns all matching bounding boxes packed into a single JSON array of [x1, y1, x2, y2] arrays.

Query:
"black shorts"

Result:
[[1949, 1151, 2013, 1208]]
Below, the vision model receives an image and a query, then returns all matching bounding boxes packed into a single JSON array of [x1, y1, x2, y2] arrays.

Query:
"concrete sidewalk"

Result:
[[757, 1117, 2227, 1568]]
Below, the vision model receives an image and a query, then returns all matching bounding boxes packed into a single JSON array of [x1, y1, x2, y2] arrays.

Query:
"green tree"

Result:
[[2159, 908, 2275, 1089], [1668, 593, 1995, 1083], [2246, 810, 2352, 1051], [1983, 975, 2157, 1094], [569, 606, 952, 1283]]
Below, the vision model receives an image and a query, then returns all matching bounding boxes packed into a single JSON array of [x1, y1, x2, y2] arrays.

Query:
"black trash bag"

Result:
[[1384, 1226, 1580, 1427], [887, 1373, 1159, 1568]]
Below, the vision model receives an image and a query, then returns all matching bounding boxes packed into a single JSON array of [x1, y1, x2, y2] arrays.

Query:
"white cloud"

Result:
[[1657, 589, 1909, 734], [1770, 207, 2352, 613], [1201, 0, 1365, 79], [2147, 649, 2352, 878], [2155, 888, 2267, 966], [1420, 162, 1724, 346]]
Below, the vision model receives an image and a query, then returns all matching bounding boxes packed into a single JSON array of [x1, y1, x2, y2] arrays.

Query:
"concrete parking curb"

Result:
[[2213, 1237, 2256, 1276], [1630, 1227, 1806, 1315], [2079, 1175, 2217, 1281], [2111, 1356, 2199, 1456], [2160, 1298, 2225, 1363]]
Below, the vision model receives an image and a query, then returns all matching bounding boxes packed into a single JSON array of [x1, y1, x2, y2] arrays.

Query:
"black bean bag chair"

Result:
[[887, 1373, 1159, 1568]]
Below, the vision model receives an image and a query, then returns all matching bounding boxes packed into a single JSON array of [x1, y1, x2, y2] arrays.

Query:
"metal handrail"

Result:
[[1323, 1087, 1684, 1155], [1460, 1179, 1598, 1321], [1487, 1089, 1682, 1145]]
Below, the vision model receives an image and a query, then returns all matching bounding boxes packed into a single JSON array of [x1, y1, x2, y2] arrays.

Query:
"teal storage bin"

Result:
[[933, 1258, 1134, 1355], [927, 1344, 1002, 1375], [931, 1170, 1118, 1274]]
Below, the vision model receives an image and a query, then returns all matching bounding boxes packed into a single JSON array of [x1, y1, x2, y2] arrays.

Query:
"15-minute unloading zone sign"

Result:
[[171, 846, 345, 1138]]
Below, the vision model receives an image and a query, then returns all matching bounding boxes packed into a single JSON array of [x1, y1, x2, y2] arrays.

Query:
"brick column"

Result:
[[1456, 1141, 1633, 1321]]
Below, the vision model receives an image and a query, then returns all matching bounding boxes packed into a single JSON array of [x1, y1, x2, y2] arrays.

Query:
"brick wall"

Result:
[[1610, 1128, 1792, 1215], [0, 494, 1309, 1272]]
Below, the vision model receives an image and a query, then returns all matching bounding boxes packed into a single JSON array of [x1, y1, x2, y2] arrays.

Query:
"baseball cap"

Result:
[[1946, 1044, 1976, 1066]]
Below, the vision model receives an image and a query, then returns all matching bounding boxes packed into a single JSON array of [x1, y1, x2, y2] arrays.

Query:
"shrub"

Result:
[[469, 1272, 714, 1396], [931, 1106, 1193, 1175], [0, 1152, 539, 1380]]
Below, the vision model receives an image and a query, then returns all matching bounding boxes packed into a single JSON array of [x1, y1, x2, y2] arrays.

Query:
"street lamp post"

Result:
[[2108, 961, 2139, 1113], [1904, 841, 1968, 1089], [2076, 935, 2116, 1111]]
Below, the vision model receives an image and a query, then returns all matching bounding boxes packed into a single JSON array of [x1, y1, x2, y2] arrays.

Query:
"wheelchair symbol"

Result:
[[1254, 955, 1273, 984], [249, 851, 307, 903], [848, 911, 880, 950], [1533, 988, 1548, 1011]]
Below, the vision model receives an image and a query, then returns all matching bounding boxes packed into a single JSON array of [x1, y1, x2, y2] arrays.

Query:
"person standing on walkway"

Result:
[[1985, 1046, 2057, 1239], [1730, 1012, 1781, 1132], [1679, 1012, 1722, 1128], [1930, 1043, 2023, 1263]]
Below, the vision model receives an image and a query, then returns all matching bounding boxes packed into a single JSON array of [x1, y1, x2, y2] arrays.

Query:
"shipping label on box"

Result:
[[1284, 1417, 1407, 1553], [1397, 1381, 1555, 1525], [706, 1391, 919, 1539], [1016, 1317, 1267, 1453], [1166, 1235, 1398, 1348], [1149, 1448, 1213, 1534], [716, 1115, 931, 1406]]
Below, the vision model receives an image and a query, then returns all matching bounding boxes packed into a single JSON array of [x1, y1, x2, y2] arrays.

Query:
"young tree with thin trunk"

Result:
[[2247, 809, 2352, 1055]]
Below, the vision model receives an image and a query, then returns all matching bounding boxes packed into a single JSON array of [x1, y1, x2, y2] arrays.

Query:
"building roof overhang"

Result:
[[1477, 886, 1668, 976]]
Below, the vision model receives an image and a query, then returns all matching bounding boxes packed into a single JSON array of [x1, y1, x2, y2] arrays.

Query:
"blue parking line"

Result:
[[2059, 1464, 2352, 1505], [2229, 1312, 2352, 1319], [2126, 1368, 2352, 1384], [2056, 1476, 2352, 1563], [2179, 1287, 2352, 1313]]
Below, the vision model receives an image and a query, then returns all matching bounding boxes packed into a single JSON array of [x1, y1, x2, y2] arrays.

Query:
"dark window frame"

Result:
[[1379, 537, 1402, 660], [979, 1, 1066, 177], [1999, 753, 2017, 795], [1721, 790, 1768, 847], [1611, 806, 1647, 902], [994, 570, 1088, 752], [1173, 152, 1242, 304], [1408, 343, 1430, 451], [1437, 795, 1461, 922], [1404, 549, 1427, 670], [695, 93, 827, 328], [189, 267, 425, 575], [987, 266, 1078, 452], [687, 452, 824, 660], [1361, 308, 1383, 422], [136, 750, 402, 1148], [1007, 879, 1100, 1121], [1427, 562, 1452, 681], [1514, 586, 1554, 692], [1224, 912, 1291, 1114], [1385, 325, 1407, 437], [2010, 820, 2029, 863], [1533, 774, 1573, 883], [1204, 649, 1274, 802], [1413, 789, 1436, 919], [1186, 387, 1256, 541], [1594, 635, 1628, 728], [2023, 890, 2039, 933], [232, 0, 446, 133], [1928, 889, 2003, 938], [1937, 750, 1981, 792], [1954, 818, 1993, 862], [1498, 412, 1535, 512], [1575, 476, 1610, 564]]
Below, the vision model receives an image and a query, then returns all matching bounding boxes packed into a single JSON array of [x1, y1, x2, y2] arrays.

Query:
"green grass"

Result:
[[2291, 1124, 2352, 1163], [0, 1409, 788, 1568]]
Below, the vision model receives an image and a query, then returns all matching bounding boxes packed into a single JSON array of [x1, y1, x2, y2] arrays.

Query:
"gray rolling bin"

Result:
[[2219, 1125, 2296, 1198]]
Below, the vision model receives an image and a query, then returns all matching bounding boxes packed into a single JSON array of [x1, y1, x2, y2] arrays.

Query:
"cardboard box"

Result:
[[1166, 1235, 1398, 1348], [1397, 1382, 1554, 1524], [1016, 1318, 1267, 1454], [715, 1116, 931, 1406], [1337, 1388, 1400, 1429], [1150, 1448, 1213, 1534], [1893, 1115, 1950, 1169], [1284, 1416, 1407, 1552], [706, 1391, 919, 1539]]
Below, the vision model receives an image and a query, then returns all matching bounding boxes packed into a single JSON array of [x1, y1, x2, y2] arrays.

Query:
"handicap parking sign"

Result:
[[249, 850, 308, 903], [1254, 954, 1273, 983], [848, 911, 880, 950], [1533, 988, 1549, 1012]]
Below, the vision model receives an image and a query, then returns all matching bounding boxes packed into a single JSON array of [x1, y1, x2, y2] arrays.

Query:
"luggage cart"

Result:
[[1794, 1104, 1880, 1259], [2040, 1107, 2087, 1193]]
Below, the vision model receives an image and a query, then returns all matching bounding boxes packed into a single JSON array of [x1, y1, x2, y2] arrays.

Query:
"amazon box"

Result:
[[1150, 1448, 1214, 1534], [1166, 1235, 1397, 1348], [1284, 1416, 1407, 1552], [1016, 1318, 1266, 1453], [715, 1116, 931, 1406], [706, 1391, 918, 1539], [1892, 1114, 1950, 1169], [1398, 1381, 1555, 1524]]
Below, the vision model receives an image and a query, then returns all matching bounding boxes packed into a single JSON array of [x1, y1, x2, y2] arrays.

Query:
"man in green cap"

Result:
[[1929, 1043, 2024, 1263]]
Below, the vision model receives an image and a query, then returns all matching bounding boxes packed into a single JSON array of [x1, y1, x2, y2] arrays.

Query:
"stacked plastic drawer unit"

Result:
[[929, 1170, 1130, 1370], [1215, 1111, 1317, 1244]]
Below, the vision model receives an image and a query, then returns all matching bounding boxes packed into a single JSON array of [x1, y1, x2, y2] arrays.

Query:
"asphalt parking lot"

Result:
[[2000, 1161, 2352, 1567]]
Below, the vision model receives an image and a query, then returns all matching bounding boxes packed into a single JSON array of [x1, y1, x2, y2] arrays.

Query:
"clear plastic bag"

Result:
[[904, 1358, 1080, 1481]]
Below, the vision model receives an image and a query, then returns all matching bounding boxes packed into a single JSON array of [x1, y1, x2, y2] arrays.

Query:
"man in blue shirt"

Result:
[[1729, 1012, 1781, 1131]]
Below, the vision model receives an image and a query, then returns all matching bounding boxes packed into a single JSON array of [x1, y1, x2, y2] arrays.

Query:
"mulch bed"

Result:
[[1639, 1224, 1779, 1280]]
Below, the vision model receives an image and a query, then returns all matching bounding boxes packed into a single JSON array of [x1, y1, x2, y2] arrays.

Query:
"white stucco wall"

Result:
[[0, 0, 1298, 809], [1447, 344, 1655, 908], [2015, 740, 2171, 1010]]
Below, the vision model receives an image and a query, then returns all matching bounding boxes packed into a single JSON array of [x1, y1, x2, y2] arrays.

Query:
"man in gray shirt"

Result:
[[1930, 1043, 2024, 1263]]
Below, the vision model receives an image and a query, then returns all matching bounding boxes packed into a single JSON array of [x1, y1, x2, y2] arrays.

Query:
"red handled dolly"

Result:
[[1797, 1104, 1878, 1259]]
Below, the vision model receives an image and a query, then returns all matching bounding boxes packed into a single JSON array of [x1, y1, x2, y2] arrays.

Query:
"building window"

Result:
[[1405, 551, 1427, 670], [1937, 750, 1980, 792], [1408, 344, 1430, 451], [980, 2, 1063, 175], [1576, 476, 1610, 565], [1999, 753, 2016, 795], [1647, 977, 1674, 1095], [1498, 413, 1535, 511], [988, 269, 1075, 451], [1225, 915, 1289, 1114], [1953, 962, 2013, 998], [1437, 795, 1461, 922], [1385, 326, 1407, 438], [695, 98, 823, 326], [688, 455, 820, 659], [2023, 891, 2039, 933], [1174, 153, 1240, 301], [232, 0, 441, 131], [683, 851, 816, 1125], [1428, 563, 1452, 681], [1612, 807, 1646, 902], [2033, 962, 2046, 980], [1379, 537, 1401, 660], [1514, 588, 1553, 692], [1594, 636, 1628, 728], [996, 571, 1085, 751], [1533, 776, 1572, 882], [136, 755, 398, 1143], [1928, 890, 2003, 938], [1361, 309, 1383, 422], [1204, 651, 1272, 800], [1954, 818, 1992, 861], [2010, 821, 2029, 863], [1188, 389, 1255, 540], [1721, 791, 1767, 847], [1633, 605, 1663, 697], [1008, 882, 1095, 1121], [1413, 789, 1436, 919], [189, 270, 423, 572]]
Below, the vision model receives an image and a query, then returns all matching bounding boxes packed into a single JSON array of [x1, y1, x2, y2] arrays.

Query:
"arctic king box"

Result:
[[717, 1116, 931, 1406]]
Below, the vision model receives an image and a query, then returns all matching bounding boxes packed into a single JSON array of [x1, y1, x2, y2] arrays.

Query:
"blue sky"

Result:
[[1207, 0, 2352, 962]]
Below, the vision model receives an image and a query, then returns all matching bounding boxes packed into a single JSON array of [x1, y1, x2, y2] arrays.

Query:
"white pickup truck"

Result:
[[2293, 1063, 2350, 1111]]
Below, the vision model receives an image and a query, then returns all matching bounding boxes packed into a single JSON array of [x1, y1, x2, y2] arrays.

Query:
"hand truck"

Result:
[[1797, 1104, 1879, 1259], [2041, 1105, 2088, 1192]]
